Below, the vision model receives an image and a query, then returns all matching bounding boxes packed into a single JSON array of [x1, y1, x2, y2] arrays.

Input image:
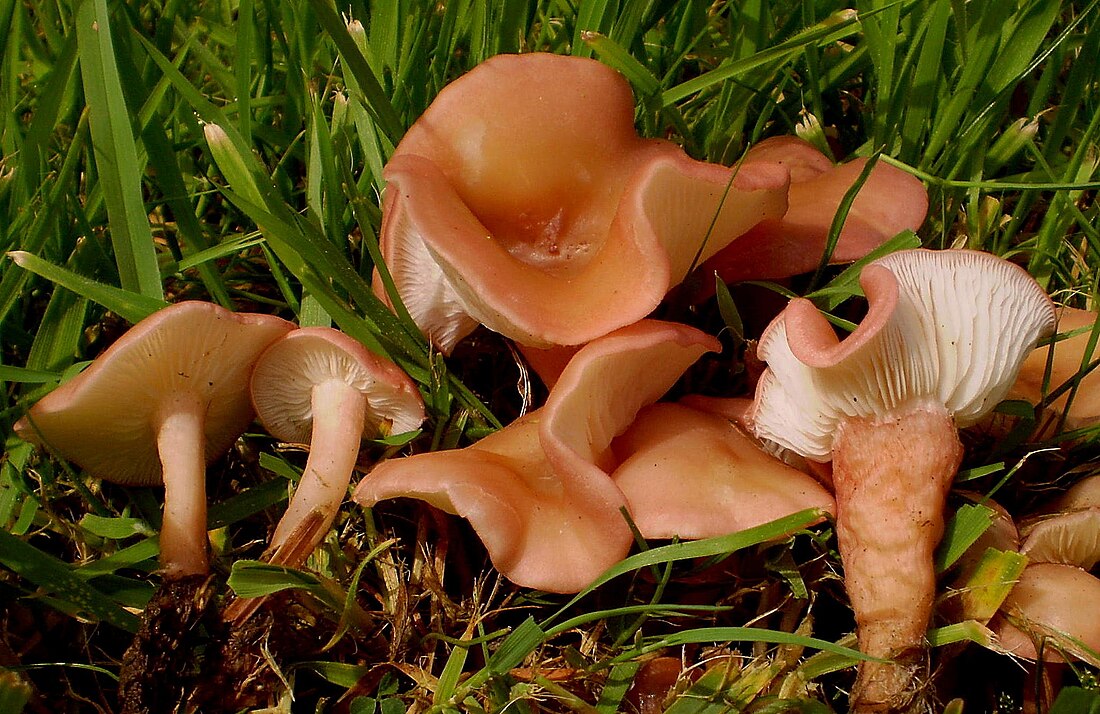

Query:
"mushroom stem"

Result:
[[267, 379, 368, 564], [832, 406, 962, 713], [156, 394, 211, 579]]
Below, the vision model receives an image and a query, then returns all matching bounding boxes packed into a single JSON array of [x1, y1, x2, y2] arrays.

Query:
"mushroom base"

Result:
[[832, 407, 963, 713]]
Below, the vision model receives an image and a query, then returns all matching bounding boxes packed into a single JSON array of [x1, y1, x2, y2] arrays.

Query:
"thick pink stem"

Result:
[[832, 406, 962, 713], [268, 379, 367, 564], [156, 394, 210, 579]]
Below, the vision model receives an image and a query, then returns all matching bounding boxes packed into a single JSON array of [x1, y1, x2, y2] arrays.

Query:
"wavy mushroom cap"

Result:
[[250, 327, 426, 443], [611, 402, 834, 540], [750, 249, 1058, 461], [353, 320, 720, 592], [693, 136, 929, 290], [378, 52, 789, 351], [14, 302, 295, 486]]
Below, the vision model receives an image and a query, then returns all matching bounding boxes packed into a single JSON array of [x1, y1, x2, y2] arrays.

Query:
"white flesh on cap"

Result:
[[749, 249, 1056, 712], [226, 328, 425, 624], [753, 249, 1057, 459], [250, 328, 425, 562]]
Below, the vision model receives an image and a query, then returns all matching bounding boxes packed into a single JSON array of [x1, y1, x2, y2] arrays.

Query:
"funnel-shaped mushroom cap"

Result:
[[750, 249, 1057, 461], [378, 52, 789, 351], [610, 403, 834, 540], [1008, 306, 1100, 431], [250, 327, 426, 441], [994, 563, 1100, 662], [353, 320, 720, 592], [694, 137, 928, 288], [14, 302, 295, 486]]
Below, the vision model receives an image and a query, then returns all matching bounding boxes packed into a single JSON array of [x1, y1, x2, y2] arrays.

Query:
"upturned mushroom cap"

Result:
[[692, 136, 928, 289], [750, 249, 1058, 461], [1007, 306, 1100, 432], [1020, 475, 1100, 570], [610, 402, 834, 540], [14, 301, 295, 486], [994, 563, 1100, 663], [353, 320, 720, 592], [250, 327, 426, 442], [378, 52, 789, 351]]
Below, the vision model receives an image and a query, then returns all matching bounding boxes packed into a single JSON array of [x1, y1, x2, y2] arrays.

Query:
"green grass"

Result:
[[2, 0, 1100, 711]]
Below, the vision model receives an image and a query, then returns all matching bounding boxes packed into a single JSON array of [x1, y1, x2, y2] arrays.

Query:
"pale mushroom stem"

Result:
[[156, 394, 212, 579], [267, 379, 368, 565], [832, 406, 962, 713]]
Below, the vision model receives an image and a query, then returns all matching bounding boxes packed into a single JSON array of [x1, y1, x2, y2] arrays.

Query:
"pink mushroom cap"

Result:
[[14, 301, 295, 578], [1007, 306, 1100, 434], [377, 52, 790, 352], [353, 320, 721, 592], [1020, 474, 1100, 571], [611, 402, 835, 540], [994, 563, 1100, 663], [691, 136, 928, 291]]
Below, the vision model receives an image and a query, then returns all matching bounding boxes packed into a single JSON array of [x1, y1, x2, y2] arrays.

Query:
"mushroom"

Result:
[[377, 52, 790, 353], [224, 327, 425, 623], [676, 394, 835, 486], [610, 402, 835, 540], [985, 563, 1100, 712], [13, 302, 295, 579], [687, 136, 928, 297], [353, 320, 720, 592], [248, 327, 426, 566], [748, 249, 1056, 711], [993, 563, 1100, 664], [1020, 474, 1100, 570], [1006, 306, 1100, 437]]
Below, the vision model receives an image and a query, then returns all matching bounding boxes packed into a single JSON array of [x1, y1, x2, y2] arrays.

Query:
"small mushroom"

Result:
[[993, 563, 1100, 664], [690, 136, 928, 293], [224, 327, 425, 624], [748, 249, 1056, 712], [1020, 474, 1100, 570], [14, 302, 295, 578], [353, 320, 720, 592], [610, 402, 835, 540], [248, 327, 426, 566], [377, 52, 789, 353]]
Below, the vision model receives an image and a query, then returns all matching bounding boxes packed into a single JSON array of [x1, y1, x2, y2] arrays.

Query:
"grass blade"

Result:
[[74, 0, 163, 300]]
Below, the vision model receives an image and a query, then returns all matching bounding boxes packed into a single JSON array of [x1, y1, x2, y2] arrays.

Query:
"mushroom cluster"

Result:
[[15, 304, 427, 588], [942, 478, 1100, 710], [17, 49, 1096, 714], [14, 302, 297, 580]]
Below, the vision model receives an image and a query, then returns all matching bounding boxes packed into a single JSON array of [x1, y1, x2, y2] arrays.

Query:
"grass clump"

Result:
[[2, 0, 1100, 712]]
